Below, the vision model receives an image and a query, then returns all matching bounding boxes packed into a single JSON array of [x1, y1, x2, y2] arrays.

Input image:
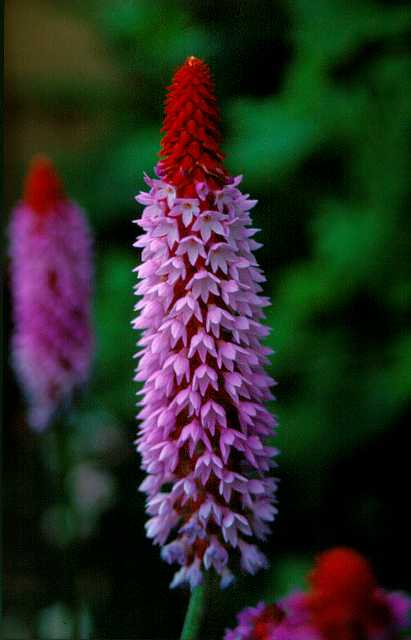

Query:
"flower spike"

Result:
[[134, 58, 278, 589], [9, 156, 93, 430]]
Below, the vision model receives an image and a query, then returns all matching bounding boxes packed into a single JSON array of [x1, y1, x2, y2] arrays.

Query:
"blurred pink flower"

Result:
[[225, 548, 411, 639], [9, 156, 93, 430]]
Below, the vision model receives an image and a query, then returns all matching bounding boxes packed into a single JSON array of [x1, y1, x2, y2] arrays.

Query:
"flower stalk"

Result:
[[9, 156, 94, 637], [180, 573, 211, 640]]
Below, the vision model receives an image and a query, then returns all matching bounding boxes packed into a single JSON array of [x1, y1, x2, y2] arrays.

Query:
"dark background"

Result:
[[3, 0, 411, 638]]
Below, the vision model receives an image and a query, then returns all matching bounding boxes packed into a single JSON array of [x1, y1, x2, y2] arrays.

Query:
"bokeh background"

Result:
[[3, 0, 411, 638]]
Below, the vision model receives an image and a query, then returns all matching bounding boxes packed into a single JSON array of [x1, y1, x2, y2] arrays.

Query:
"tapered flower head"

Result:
[[134, 57, 277, 588], [305, 548, 410, 640], [10, 156, 93, 430], [159, 56, 226, 194], [225, 548, 411, 639]]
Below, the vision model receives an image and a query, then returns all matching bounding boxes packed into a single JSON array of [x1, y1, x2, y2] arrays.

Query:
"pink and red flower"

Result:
[[10, 156, 93, 430], [225, 548, 411, 640], [134, 57, 278, 588]]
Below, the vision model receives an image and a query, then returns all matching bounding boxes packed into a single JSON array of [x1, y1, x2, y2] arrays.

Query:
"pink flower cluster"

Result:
[[225, 592, 411, 640], [134, 171, 278, 588], [225, 548, 411, 640], [10, 158, 93, 430]]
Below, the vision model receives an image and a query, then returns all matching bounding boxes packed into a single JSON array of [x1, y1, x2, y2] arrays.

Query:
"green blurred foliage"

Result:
[[5, 0, 411, 638]]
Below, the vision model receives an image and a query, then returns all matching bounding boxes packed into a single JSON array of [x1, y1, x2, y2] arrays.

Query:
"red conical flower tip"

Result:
[[309, 548, 376, 602], [159, 56, 227, 195], [23, 155, 65, 214], [306, 548, 392, 640]]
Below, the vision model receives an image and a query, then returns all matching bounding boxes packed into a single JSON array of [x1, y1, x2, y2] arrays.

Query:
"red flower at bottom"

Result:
[[225, 547, 410, 640], [307, 548, 393, 640]]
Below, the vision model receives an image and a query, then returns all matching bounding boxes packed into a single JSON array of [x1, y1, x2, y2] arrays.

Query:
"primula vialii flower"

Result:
[[225, 548, 411, 640], [10, 156, 93, 430], [134, 57, 278, 589]]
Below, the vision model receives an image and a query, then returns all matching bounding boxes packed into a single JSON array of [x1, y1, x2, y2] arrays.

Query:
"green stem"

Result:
[[44, 416, 82, 639], [180, 574, 210, 640]]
